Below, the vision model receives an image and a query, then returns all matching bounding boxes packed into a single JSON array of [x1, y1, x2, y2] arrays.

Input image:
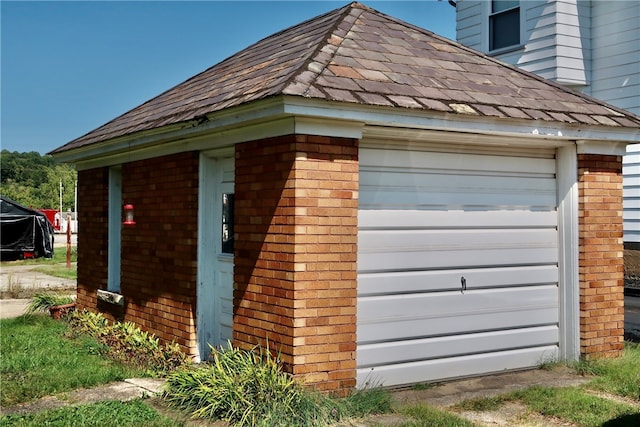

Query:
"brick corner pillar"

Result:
[[578, 153, 625, 358], [234, 134, 358, 395]]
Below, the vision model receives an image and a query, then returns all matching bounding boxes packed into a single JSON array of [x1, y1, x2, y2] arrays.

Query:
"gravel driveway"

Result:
[[0, 263, 76, 318], [0, 263, 76, 299]]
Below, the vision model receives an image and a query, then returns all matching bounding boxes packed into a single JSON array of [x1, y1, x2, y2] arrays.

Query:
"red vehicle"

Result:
[[37, 208, 60, 231]]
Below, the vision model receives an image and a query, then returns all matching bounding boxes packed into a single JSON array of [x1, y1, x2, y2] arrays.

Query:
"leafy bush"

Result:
[[66, 310, 189, 376], [163, 343, 390, 426]]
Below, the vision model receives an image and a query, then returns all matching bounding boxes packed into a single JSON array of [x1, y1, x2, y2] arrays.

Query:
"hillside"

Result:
[[1, 150, 77, 211]]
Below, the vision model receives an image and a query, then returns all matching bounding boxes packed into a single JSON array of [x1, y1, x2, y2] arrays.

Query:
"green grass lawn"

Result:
[[511, 386, 639, 427], [444, 343, 640, 427], [0, 315, 143, 407], [400, 405, 477, 427], [578, 342, 640, 400], [0, 246, 77, 281], [0, 400, 179, 427], [0, 315, 397, 426], [31, 264, 77, 280], [0, 246, 77, 266], [1, 313, 638, 427]]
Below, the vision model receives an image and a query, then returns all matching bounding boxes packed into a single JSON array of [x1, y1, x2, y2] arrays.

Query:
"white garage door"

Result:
[[357, 144, 560, 388]]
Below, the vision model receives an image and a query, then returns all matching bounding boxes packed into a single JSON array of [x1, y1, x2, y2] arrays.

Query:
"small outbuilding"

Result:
[[50, 2, 640, 393], [0, 196, 54, 260]]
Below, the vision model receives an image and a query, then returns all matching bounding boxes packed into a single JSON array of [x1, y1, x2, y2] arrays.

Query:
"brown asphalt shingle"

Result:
[[51, 2, 640, 154]]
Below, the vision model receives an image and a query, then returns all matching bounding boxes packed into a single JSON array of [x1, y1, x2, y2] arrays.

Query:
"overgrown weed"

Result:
[[163, 342, 390, 426], [66, 310, 189, 376]]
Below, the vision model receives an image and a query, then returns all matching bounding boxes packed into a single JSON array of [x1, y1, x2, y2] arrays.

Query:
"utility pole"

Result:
[[66, 213, 72, 269], [74, 179, 78, 233], [59, 179, 63, 219]]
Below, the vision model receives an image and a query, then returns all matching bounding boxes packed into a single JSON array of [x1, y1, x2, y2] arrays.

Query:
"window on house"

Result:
[[221, 193, 234, 254], [108, 166, 122, 292], [490, 0, 520, 51]]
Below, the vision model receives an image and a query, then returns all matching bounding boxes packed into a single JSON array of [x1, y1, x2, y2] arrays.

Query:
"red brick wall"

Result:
[[76, 168, 109, 310], [121, 152, 200, 356], [76, 152, 200, 357], [234, 134, 358, 393], [578, 154, 624, 357]]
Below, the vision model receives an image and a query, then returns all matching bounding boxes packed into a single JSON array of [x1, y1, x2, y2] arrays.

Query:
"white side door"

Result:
[[197, 154, 234, 360]]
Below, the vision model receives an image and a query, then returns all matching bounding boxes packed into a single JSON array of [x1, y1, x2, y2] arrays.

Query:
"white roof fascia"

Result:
[[70, 116, 290, 170], [576, 140, 629, 156], [67, 103, 364, 171], [57, 95, 639, 169], [53, 97, 295, 165], [362, 125, 572, 150], [282, 96, 640, 146]]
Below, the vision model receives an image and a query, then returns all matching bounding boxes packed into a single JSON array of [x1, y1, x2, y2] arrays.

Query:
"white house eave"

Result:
[[55, 95, 639, 169], [281, 96, 640, 148], [576, 140, 629, 156], [56, 99, 365, 170], [52, 97, 290, 165]]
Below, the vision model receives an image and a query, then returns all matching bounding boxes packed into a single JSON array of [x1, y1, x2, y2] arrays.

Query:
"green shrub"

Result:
[[66, 309, 109, 336], [164, 343, 385, 426], [66, 310, 189, 376]]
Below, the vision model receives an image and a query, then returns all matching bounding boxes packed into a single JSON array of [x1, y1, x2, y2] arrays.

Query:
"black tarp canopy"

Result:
[[1, 196, 54, 259]]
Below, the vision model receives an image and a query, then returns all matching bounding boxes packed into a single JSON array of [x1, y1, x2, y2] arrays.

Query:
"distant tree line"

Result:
[[1, 150, 77, 211]]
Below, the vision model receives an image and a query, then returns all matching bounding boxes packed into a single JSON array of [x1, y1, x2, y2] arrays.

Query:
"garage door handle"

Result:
[[461, 276, 467, 294]]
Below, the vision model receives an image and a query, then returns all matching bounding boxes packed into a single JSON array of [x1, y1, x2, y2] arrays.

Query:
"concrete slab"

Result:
[[0, 264, 76, 299], [0, 299, 30, 319], [390, 367, 590, 408], [124, 378, 166, 395], [1, 379, 167, 416]]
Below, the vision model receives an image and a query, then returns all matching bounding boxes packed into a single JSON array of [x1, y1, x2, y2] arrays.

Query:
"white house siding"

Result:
[[455, 1, 589, 86], [590, 1, 640, 115], [552, 0, 590, 86], [624, 147, 640, 247], [356, 144, 560, 388], [455, 0, 640, 246], [456, 0, 483, 49], [591, 2, 640, 247]]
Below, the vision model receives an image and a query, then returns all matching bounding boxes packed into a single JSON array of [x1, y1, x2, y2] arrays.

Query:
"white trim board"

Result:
[[57, 96, 639, 170]]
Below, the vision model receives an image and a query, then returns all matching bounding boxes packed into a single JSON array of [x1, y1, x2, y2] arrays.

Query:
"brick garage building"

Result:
[[51, 2, 640, 393]]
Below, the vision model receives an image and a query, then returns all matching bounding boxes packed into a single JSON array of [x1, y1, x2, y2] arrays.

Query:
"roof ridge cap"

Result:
[[350, 2, 374, 12], [281, 2, 366, 96]]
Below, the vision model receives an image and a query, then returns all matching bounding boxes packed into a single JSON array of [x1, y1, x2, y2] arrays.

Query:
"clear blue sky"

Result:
[[1, 1, 456, 155]]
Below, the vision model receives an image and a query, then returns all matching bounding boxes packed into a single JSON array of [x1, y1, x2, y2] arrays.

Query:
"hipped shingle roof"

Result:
[[51, 2, 640, 154]]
